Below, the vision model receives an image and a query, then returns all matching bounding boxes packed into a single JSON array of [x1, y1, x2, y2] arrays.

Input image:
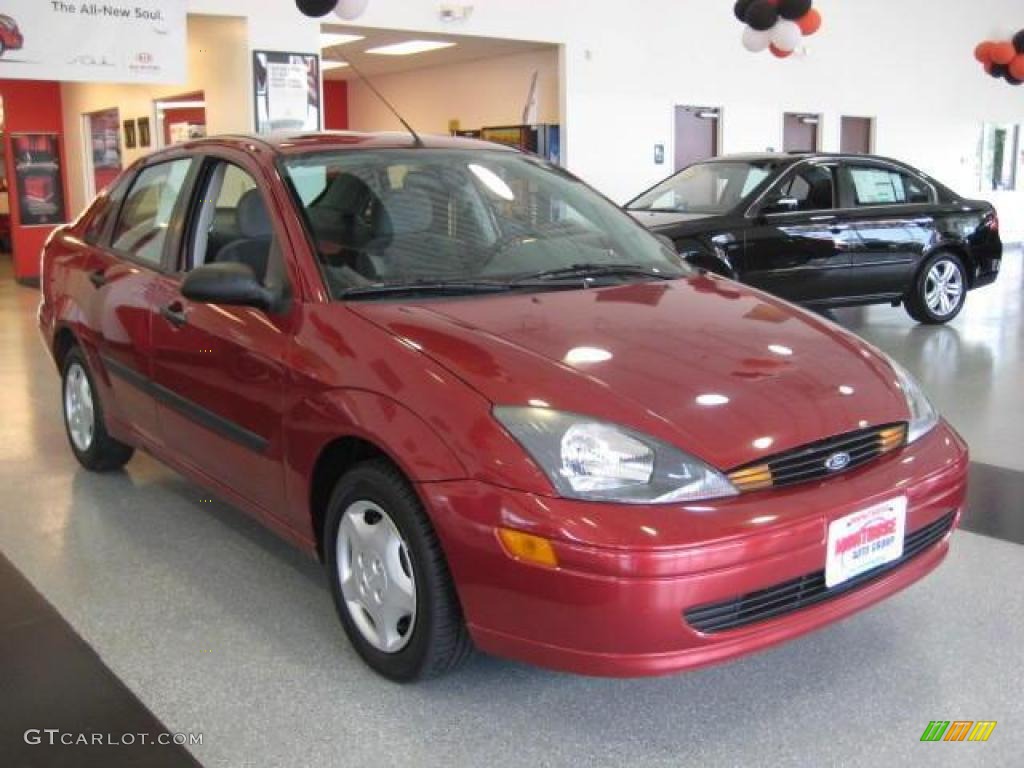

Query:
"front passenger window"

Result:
[[111, 159, 193, 267]]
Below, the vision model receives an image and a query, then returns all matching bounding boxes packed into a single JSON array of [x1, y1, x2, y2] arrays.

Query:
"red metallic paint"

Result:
[[38, 134, 969, 677]]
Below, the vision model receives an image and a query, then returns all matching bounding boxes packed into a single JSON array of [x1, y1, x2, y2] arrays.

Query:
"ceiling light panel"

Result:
[[365, 40, 457, 56]]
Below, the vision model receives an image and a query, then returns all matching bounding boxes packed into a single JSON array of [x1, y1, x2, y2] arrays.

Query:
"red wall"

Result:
[[162, 107, 207, 145], [0, 80, 67, 283], [323, 80, 349, 130]]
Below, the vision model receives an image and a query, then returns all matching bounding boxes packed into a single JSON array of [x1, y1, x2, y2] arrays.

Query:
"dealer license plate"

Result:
[[825, 498, 907, 589]]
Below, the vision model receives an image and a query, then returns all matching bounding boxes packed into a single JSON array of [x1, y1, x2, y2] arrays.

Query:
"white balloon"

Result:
[[770, 19, 803, 53], [335, 0, 370, 21], [742, 26, 772, 53]]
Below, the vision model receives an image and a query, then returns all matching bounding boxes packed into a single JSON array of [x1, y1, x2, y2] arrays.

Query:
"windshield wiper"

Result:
[[513, 263, 678, 284], [339, 280, 513, 300]]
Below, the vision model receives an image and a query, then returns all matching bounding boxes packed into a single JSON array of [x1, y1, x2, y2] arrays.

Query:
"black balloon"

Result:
[[745, 0, 779, 31], [734, 0, 756, 23], [989, 63, 1009, 79], [295, 0, 338, 17], [778, 0, 813, 21], [1006, 74, 1023, 86], [1014, 29, 1024, 55]]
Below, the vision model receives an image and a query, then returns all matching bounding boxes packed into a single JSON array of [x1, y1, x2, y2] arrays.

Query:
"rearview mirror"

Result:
[[761, 196, 800, 216], [181, 262, 275, 311]]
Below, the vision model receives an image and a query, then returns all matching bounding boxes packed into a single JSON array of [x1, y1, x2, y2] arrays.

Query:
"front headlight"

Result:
[[890, 361, 939, 443], [493, 407, 738, 504]]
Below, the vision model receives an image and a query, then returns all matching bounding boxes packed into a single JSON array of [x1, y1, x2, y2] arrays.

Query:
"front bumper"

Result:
[[421, 422, 968, 677]]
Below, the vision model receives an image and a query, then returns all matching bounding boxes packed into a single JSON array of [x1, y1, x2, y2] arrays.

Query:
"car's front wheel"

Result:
[[61, 347, 134, 471], [905, 252, 967, 325], [324, 460, 472, 681]]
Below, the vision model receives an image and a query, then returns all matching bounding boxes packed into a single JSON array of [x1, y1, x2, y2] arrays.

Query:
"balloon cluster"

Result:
[[295, 0, 369, 21], [735, 0, 822, 59], [974, 31, 1024, 86]]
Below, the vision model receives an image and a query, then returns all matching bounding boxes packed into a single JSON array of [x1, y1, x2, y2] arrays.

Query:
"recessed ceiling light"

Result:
[[365, 40, 457, 56], [320, 32, 365, 49], [323, 60, 350, 71]]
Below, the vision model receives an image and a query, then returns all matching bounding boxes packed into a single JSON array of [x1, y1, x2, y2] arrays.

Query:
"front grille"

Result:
[[684, 511, 956, 634], [728, 424, 907, 493]]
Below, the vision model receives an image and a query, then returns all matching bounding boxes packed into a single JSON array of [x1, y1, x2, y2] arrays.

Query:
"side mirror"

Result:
[[181, 262, 275, 311], [760, 196, 800, 216]]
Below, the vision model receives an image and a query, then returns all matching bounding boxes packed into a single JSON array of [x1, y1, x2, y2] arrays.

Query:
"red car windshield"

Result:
[[281, 148, 686, 298]]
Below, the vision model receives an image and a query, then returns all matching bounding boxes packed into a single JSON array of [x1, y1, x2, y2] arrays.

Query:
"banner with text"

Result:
[[0, 1, 186, 84]]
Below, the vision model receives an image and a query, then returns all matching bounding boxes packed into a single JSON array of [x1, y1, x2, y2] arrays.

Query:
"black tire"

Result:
[[324, 459, 472, 682], [61, 347, 134, 471], [905, 252, 967, 325]]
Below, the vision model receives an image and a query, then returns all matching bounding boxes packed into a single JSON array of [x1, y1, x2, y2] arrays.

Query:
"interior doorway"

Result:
[[841, 116, 874, 154], [674, 106, 719, 171], [155, 92, 207, 148], [783, 113, 821, 152]]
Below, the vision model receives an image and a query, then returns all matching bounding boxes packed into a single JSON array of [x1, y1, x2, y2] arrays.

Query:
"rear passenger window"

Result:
[[111, 159, 193, 266], [847, 166, 932, 206], [778, 165, 835, 211]]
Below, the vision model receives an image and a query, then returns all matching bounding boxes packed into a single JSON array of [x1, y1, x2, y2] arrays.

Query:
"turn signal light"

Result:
[[498, 529, 559, 568], [727, 464, 774, 492], [878, 425, 908, 454]]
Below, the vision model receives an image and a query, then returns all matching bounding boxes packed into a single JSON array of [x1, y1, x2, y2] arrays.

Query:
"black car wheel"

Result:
[[905, 252, 967, 325], [61, 347, 134, 471], [324, 459, 472, 681]]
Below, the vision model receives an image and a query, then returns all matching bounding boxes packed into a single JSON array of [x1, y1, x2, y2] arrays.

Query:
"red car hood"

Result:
[[351, 275, 909, 470]]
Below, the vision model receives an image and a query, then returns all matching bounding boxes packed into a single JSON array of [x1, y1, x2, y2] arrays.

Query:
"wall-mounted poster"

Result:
[[11, 133, 66, 227], [0, 1, 186, 84], [253, 51, 321, 135], [137, 117, 151, 148]]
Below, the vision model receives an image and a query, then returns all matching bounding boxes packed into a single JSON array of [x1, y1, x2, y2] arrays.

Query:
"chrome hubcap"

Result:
[[336, 500, 416, 653], [924, 260, 963, 317], [64, 363, 95, 452]]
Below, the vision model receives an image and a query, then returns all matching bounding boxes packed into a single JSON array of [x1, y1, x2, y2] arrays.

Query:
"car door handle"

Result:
[[160, 302, 188, 328], [88, 269, 108, 289]]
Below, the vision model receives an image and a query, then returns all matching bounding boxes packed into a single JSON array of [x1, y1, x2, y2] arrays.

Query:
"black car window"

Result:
[[186, 160, 283, 289], [778, 165, 836, 212], [111, 158, 193, 267], [846, 165, 933, 206]]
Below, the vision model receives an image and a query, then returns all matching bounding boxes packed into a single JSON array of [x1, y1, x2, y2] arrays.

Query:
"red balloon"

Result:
[[1010, 55, 1024, 81], [797, 8, 822, 36], [770, 44, 793, 58], [991, 42, 1017, 66], [974, 41, 995, 64]]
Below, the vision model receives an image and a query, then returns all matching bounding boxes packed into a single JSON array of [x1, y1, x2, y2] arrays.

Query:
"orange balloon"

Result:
[[770, 44, 793, 59], [991, 42, 1017, 66], [1010, 55, 1024, 81], [974, 41, 995, 64], [797, 8, 822, 36]]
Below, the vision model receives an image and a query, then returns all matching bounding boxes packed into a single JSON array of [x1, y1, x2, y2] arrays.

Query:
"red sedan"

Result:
[[38, 133, 967, 680]]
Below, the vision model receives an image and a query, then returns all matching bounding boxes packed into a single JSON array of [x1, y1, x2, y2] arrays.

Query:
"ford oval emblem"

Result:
[[825, 452, 852, 472]]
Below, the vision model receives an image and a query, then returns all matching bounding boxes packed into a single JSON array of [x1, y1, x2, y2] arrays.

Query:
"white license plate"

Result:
[[825, 498, 907, 588]]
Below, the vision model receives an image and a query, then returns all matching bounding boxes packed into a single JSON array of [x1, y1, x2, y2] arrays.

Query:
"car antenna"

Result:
[[331, 52, 424, 148]]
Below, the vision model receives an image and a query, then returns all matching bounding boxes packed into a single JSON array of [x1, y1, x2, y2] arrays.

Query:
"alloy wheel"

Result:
[[64, 362, 96, 452], [336, 500, 417, 653], [924, 259, 964, 318]]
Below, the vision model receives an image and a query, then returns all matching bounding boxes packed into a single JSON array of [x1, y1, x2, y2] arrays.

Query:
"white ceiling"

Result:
[[320, 24, 555, 81]]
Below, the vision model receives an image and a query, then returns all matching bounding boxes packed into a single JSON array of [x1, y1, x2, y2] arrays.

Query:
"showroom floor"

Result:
[[1, 251, 1023, 768]]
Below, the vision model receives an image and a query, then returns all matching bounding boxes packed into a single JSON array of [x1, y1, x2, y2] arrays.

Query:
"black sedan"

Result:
[[627, 153, 1002, 324]]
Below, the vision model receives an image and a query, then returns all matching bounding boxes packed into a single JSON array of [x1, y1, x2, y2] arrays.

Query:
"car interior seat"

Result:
[[215, 189, 272, 283]]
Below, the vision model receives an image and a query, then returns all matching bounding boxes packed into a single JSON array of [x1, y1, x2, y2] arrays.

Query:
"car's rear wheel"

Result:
[[61, 347, 134, 471], [905, 252, 967, 325], [324, 459, 472, 681]]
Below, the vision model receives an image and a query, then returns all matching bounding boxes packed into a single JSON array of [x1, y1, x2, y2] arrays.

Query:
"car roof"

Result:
[[154, 131, 520, 159], [703, 151, 918, 168]]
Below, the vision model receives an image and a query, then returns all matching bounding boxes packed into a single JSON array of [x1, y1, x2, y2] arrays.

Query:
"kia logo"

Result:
[[825, 452, 851, 472]]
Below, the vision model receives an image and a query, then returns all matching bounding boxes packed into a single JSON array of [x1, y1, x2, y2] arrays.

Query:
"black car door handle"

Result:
[[88, 269, 108, 289], [160, 302, 188, 328]]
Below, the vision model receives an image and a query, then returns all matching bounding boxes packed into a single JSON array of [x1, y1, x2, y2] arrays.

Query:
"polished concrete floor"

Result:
[[2, 251, 1023, 767]]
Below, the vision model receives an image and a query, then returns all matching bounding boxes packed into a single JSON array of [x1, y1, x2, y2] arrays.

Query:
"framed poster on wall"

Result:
[[253, 51, 321, 135], [11, 133, 66, 227]]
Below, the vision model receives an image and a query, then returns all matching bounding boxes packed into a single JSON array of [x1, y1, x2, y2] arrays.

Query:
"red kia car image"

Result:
[[0, 15, 24, 57], [38, 133, 967, 681]]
